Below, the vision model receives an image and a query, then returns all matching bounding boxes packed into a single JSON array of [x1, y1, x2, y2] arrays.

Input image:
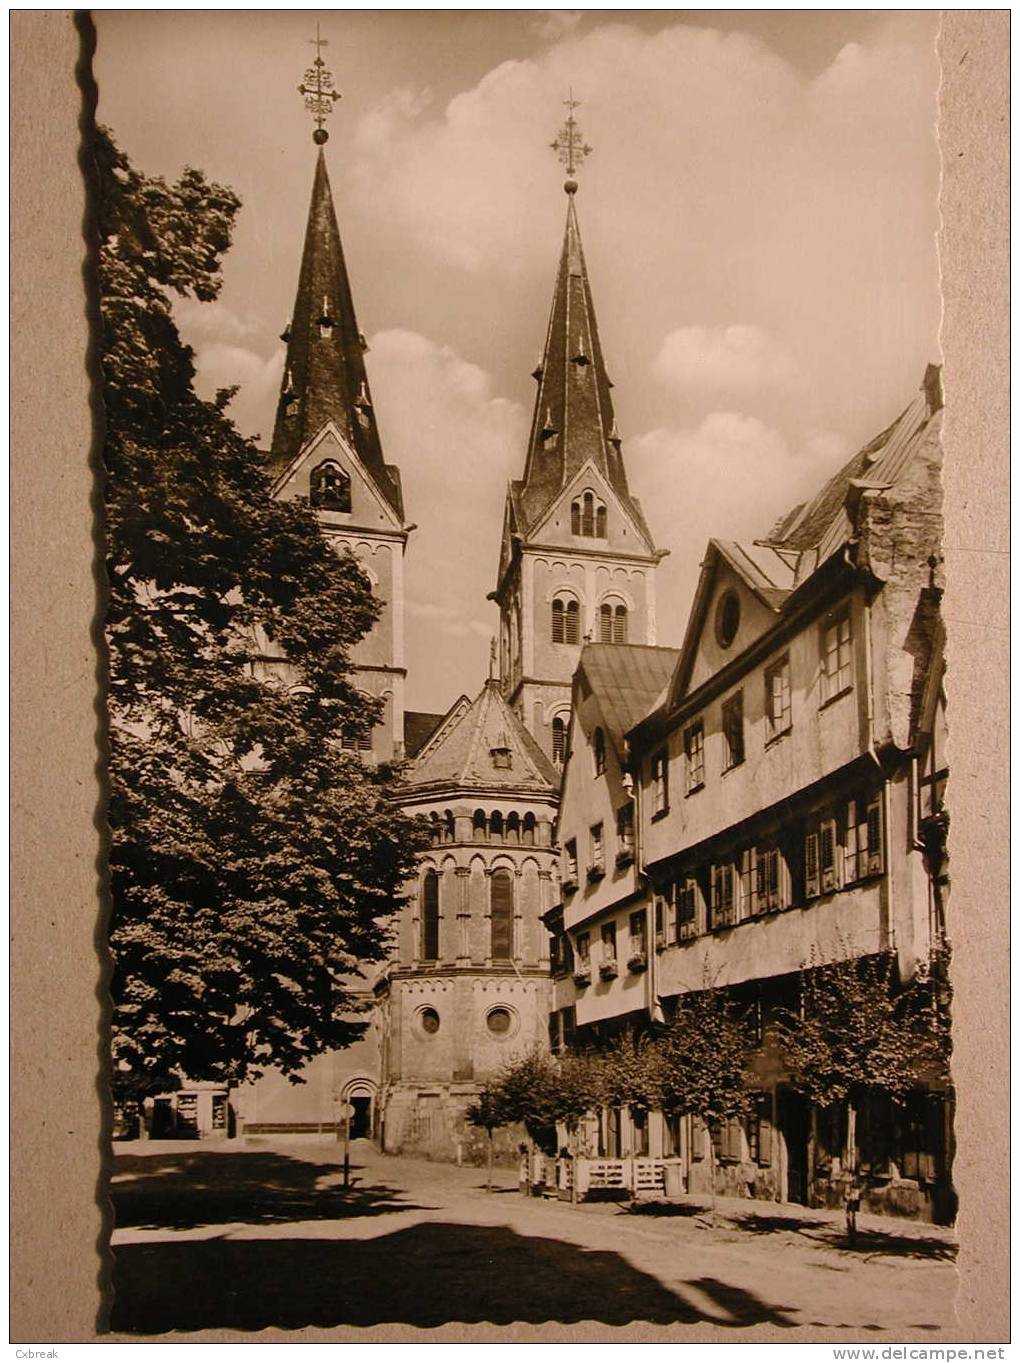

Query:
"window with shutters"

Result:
[[420, 869, 440, 961], [710, 1116, 744, 1163], [576, 931, 590, 964], [819, 818, 839, 892], [551, 596, 580, 644], [804, 830, 821, 898], [764, 655, 792, 740], [589, 822, 605, 876], [756, 847, 783, 913], [684, 721, 705, 793], [562, 1006, 577, 1053], [563, 838, 578, 888], [593, 727, 606, 775], [821, 608, 853, 702], [489, 870, 514, 960], [629, 910, 647, 957], [651, 750, 669, 817], [722, 691, 745, 770], [710, 862, 736, 929], [615, 804, 634, 864], [341, 723, 373, 753], [548, 1012, 562, 1055], [571, 491, 606, 538], [846, 795, 884, 881], [654, 891, 669, 949], [676, 877, 698, 941], [551, 715, 568, 764]]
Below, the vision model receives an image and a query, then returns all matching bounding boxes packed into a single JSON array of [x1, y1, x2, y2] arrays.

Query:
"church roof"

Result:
[[269, 150, 402, 517], [515, 193, 652, 543], [404, 679, 559, 796], [403, 709, 448, 759], [578, 643, 681, 755]]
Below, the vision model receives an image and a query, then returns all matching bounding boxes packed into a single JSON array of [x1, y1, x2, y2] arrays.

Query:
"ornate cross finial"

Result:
[[298, 24, 342, 145], [489, 636, 497, 681], [550, 88, 592, 193]]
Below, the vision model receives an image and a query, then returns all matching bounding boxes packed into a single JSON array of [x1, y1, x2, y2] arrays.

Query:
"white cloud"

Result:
[[531, 11, 583, 43], [629, 413, 832, 644], [187, 341, 284, 443], [654, 324, 797, 393], [368, 329, 528, 707]]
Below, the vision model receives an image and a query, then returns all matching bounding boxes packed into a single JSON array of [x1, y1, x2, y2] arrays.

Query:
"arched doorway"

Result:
[[342, 1079, 378, 1141]]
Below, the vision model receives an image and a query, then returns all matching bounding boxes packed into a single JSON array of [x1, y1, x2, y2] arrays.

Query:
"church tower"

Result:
[[493, 98, 666, 766], [267, 39, 409, 762]]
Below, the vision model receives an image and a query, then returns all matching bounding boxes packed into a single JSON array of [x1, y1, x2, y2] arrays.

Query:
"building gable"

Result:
[[271, 421, 405, 536]]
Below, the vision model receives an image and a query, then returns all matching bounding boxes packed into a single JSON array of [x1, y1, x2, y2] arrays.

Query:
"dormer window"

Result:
[[491, 731, 513, 770], [310, 460, 351, 512]]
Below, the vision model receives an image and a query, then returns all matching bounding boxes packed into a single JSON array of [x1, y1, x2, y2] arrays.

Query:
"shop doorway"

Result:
[[778, 1088, 810, 1204]]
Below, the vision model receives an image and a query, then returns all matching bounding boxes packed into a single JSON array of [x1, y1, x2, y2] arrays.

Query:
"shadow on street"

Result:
[[110, 1221, 802, 1334], [112, 1148, 432, 1230]]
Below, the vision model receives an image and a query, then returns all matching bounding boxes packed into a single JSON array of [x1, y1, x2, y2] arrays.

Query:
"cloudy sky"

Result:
[[95, 11, 941, 714]]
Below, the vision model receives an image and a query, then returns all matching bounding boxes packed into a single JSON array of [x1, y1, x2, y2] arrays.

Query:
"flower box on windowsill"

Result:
[[573, 966, 591, 988], [627, 952, 647, 973], [599, 958, 619, 981], [561, 878, 578, 897], [587, 864, 606, 883], [615, 848, 635, 869]]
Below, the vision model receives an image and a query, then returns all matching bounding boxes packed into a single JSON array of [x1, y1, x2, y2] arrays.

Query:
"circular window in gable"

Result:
[[715, 591, 741, 649], [418, 1007, 440, 1035]]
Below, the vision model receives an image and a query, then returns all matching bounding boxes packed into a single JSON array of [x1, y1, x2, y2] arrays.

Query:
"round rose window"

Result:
[[486, 1007, 513, 1035], [715, 591, 741, 649], [419, 1007, 440, 1035]]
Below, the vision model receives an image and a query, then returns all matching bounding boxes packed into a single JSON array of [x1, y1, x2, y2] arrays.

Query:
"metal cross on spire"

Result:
[[298, 24, 342, 145], [550, 89, 593, 192]]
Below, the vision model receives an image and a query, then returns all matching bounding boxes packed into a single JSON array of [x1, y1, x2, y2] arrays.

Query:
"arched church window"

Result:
[[552, 716, 567, 765], [490, 870, 514, 961], [522, 812, 536, 846], [595, 504, 607, 538], [420, 869, 440, 961], [506, 812, 520, 845], [443, 811, 455, 844], [593, 727, 606, 776], [489, 810, 504, 841], [614, 604, 628, 643], [473, 809, 487, 842], [552, 596, 580, 644], [599, 603, 614, 643], [428, 813, 441, 847], [310, 460, 351, 513], [581, 491, 595, 537], [570, 500, 581, 535]]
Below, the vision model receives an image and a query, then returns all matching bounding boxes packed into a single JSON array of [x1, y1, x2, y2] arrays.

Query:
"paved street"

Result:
[[109, 1138, 957, 1340]]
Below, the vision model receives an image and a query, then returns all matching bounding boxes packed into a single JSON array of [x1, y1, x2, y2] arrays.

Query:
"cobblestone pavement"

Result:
[[108, 1137, 958, 1340]]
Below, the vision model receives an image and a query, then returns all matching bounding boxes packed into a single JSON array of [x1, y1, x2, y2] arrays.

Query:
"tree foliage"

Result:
[[652, 991, 754, 1122], [775, 951, 952, 1110], [98, 127, 428, 1093]]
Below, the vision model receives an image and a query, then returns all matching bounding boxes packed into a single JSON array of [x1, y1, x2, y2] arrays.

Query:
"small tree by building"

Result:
[[775, 949, 953, 1230], [652, 987, 754, 1198]]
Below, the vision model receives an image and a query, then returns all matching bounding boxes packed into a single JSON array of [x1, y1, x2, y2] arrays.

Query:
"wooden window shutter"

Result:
[[691, 1114, 706, 1160], [845, 799, 859, 881], [820, 818, 838, 891], [551, 599, 564, 643], [866, 797, 883, 873], [805, 831, 820, 898]]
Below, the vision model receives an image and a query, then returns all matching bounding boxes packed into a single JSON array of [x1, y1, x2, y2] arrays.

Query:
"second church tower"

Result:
[[492, 105, 666, 767]]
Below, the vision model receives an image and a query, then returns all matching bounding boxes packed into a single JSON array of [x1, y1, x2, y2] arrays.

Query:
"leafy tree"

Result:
[[97, 127, 428, 1096], [653, 989, 754, 1126], [775, 950, 952, 1170]]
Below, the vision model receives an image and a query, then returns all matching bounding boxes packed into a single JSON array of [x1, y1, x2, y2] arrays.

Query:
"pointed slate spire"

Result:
[[270, 150, 401, 515], [516, 189, 642, 536]]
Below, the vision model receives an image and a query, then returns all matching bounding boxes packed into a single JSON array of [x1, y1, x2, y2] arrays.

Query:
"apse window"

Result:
[[419, 1007, 440, 1035], [486, 1007, 514, 1036]]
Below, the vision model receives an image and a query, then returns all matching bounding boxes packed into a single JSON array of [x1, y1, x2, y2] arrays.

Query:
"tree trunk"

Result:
[[845, 1101, 859, 1248], [486, 1128, 494, 1192]]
